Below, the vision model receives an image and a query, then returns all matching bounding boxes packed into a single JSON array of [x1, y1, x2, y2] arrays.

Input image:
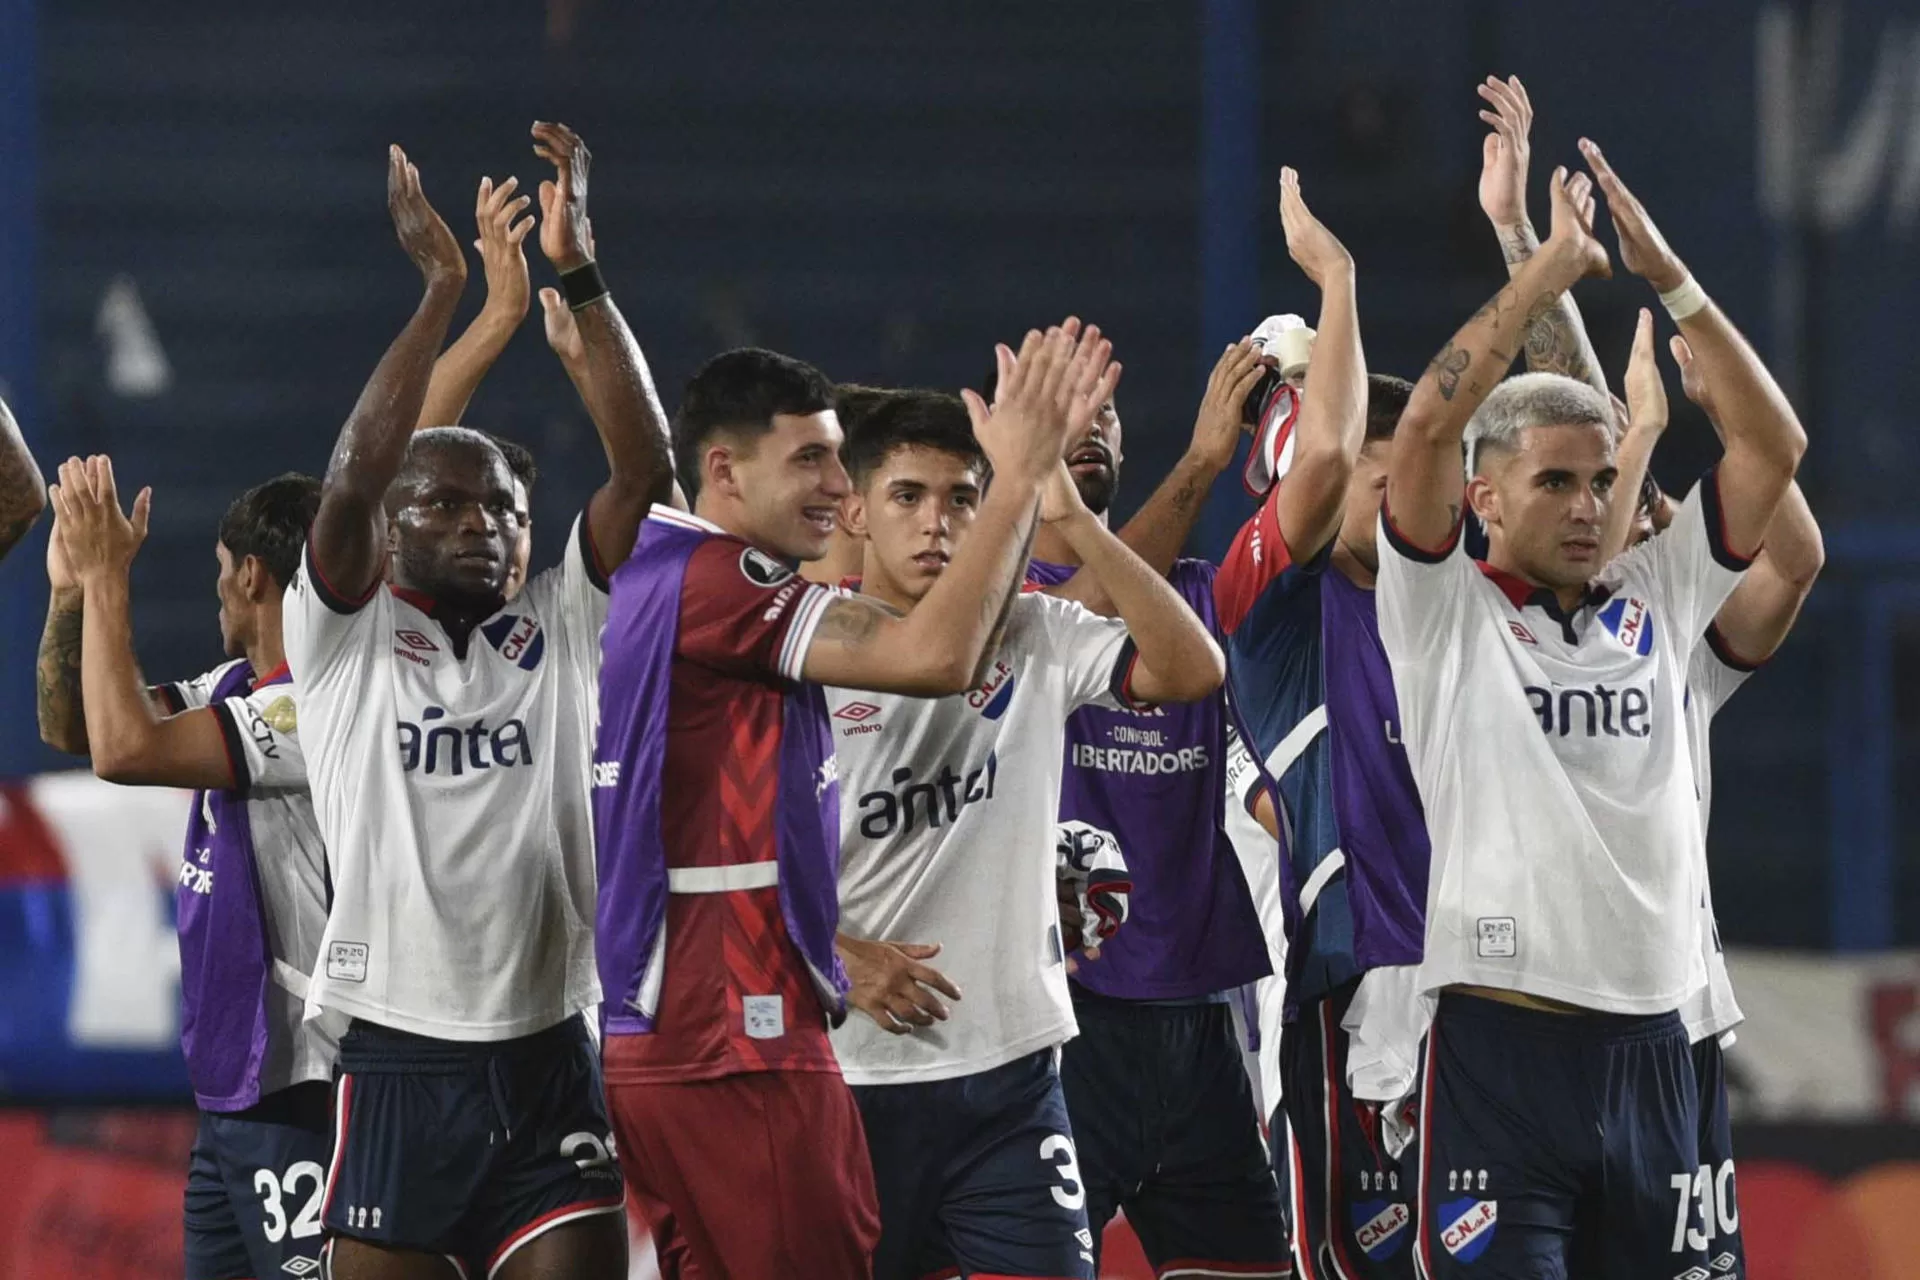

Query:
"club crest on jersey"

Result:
[[1437, 1198, 1497, 1261], [1351, 1198, 1410, 1260], [480, 613, 545, 671], [1598, 595, 1655, 656], [739, 546, 794, 587], [966, 660, 1016, 720]]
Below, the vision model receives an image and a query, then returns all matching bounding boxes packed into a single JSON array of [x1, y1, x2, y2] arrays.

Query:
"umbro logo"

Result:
[[834, 702, 882, 723], [281, 1257, 321, 1277], [396, 629, 438, 652]]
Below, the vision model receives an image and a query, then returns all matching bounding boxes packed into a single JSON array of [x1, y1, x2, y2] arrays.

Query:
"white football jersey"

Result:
[[1375, 475, 1748, 1014], [1678, 637, 1753, 1044], [166, 662, 335, 1092], [283, 517, 608, 1041], [827, 591, 1134, 1085]]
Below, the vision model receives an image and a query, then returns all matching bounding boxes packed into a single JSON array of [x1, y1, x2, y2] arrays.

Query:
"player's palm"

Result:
[[1544, 167, 1610, 282], [1579, 138, 1686, 292], [1279, 168, 1351, 288], [1623, 309, 1667, 438], [1476, 75, 1533, 228]]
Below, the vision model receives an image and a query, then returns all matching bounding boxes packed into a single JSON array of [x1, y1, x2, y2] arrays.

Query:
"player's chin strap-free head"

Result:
[[1240, 314, 1313, 499]]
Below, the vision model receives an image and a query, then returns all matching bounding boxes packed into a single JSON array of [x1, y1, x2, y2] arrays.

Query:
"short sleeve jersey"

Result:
[[600, 521, 843, 1085], [1678, 627, 1757, 1043], [1374, 471, 1750, 1013], [163, 660, 334, 1099], [827, 592, 1135, 1086], [282, 516, 609, 1041]]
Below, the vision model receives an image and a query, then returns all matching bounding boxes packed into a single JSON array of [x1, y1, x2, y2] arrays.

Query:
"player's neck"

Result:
[[858, 558, 922, 617], [1330, 539, 1377, 590], [1486, 547, 1586, 614], [245, 608, 287, 681], [1031, 509, 1108, 569]]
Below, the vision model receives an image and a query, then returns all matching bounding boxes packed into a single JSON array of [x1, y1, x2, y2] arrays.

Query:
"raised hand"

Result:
[[1623, 308, 1668, 438], [473, 175, 534, 324], [1669, 334, 1720, 425], [48, 456, 150, 585], [1039, 459, 1089, 525], [1189, 339, 1269, 472], [538, 287, 586, 368], [962, 320, 1123, 489], [1278, 167, 1353, 288], [46, 498, 76, 593], [1542, 165, 1611, 283], [1477, 75, 1533, 231], [1579, 138, 1687, 292], [387, 146, 465, 284], [532, 121, 593, 271]]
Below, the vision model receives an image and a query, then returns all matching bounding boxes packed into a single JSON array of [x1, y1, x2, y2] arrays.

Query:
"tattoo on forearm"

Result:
[[0, 439, 45, 562], [1499, 226, 1536, 268], [1520, 295, 1604, 390], [37, 599, 86, 750], [816, 596, 894, 647], [1429, 343, 1472, 402]]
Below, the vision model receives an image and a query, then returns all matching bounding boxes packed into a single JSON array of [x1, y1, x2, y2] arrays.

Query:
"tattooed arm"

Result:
[[0, 395, 47, 563], [36, 586, 88, 754], [1389, 169, 1609, 549], [1477, 76, 1608, 397]]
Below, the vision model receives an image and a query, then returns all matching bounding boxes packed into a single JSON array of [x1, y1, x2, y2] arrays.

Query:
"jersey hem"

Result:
[[310, 988, 592, 1044], [209, 701, 251, 793], [835, 1020, 1075, 1087], [1421, 968, 1696, 1017]]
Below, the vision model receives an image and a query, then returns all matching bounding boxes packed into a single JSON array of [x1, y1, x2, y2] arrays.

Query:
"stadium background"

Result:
[[0, 0, 1916, 1274]]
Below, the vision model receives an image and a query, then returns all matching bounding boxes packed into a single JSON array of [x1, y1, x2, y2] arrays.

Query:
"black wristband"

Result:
[[560, 261, 609, 313]]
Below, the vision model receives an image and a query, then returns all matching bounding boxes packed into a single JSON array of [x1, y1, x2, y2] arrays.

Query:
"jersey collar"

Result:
[[251, 660, 293, 690], [1475, 561, 1613, 643]]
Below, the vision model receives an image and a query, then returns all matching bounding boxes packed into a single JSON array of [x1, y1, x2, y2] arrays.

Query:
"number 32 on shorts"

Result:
[[1670, 1160, 1739, 1253], [255, 1160, 327, 1243]]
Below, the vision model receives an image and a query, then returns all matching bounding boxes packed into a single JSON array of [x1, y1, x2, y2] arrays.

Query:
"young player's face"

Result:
[[1336, 440, 1391, 572], [847, 445, 983, 606], [1470, 422, 1618, 589], [1062, 398, 1123, 516], [214, 540, 251, 658], [722, 411, 851, 562], [388, 445, 518, 607], [504, 477, 531, 602]]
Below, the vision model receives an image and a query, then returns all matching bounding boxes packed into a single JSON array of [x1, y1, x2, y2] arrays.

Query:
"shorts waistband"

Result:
[[338, 1013, 588, 1073], [1436, 991, 1682, 1045]]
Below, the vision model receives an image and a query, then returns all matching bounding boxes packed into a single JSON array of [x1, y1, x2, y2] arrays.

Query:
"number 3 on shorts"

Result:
[[255, 1160, 327, 1242], [1041, 1133, 1086, 1211]]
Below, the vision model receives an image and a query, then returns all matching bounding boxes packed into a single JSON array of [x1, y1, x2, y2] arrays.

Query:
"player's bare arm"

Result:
[[1597, 309, 1669, 561], [803, 321, 1122, 695], [1582, 138, 1805, 556], [1268, 166, 1366, 563], [836, 934, 964, 1035], [1670, 335, 1824, 662], [36, 508, 88, 753], [414, 175, 534, 429], [311, 147, 467, 602], [532, 121, 684, 569], [1389, 167, 1610, 549], [0, 393, 46, 563], [1039, 460, 1224, 703], [51, 458, 235, 789], [1478, 75, 1608, 396]]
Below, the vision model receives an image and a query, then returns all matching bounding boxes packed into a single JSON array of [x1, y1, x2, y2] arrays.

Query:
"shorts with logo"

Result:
[[1060, 989, 1293, 1277], [853, 1047, 1094, 1280], [1690, 1035, 1744, 1279], [321, 1015, 625, 1278], [185, 1081, 334, 1280], [1280, 979, 1414, 1280], [1413, 992, 1702, 1280]]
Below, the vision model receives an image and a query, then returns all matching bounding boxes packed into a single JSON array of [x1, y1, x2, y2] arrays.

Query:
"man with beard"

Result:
[[1012, 170, 1357, 1277]]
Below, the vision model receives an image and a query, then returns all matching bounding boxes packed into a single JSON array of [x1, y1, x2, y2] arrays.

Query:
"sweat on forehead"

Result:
[[386, 428, 511, 506]]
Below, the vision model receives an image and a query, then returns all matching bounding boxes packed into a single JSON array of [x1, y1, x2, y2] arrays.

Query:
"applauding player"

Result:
[[1375, 144, 1802, 1277], [43, 460, 333, 1280], [592, 323, 1118, 1276], [285, 127, 672, 1279], [827, 384, 1223, 1279]]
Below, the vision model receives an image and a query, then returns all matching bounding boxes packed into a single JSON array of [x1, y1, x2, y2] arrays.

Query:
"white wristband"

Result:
[[1659, 275, 1710, 322]]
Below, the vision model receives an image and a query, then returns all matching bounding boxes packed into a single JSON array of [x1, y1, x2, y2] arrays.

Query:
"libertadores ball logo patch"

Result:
[[739, 546, 795, 587]]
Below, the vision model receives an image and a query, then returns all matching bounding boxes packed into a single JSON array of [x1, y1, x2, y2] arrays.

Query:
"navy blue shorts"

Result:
[[184, 1081, 334, 1280], [853, 1047, 1093, 1280], [1689, 1035, 1744, 1278], [321, 1015, 625, 1276], [1413, 993, 1702, 1280], [1281, 980, 1414, 1280], [1059, 990, 1292, 1277]]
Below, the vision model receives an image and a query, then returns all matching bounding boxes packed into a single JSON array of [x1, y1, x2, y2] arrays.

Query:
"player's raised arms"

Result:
[[0, 393, 45, 563], [1387, 165, 1611, 556], [1581, 137, 1804, 559], [799, 322, 1122, 695], [414, 172, 535, 430]]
